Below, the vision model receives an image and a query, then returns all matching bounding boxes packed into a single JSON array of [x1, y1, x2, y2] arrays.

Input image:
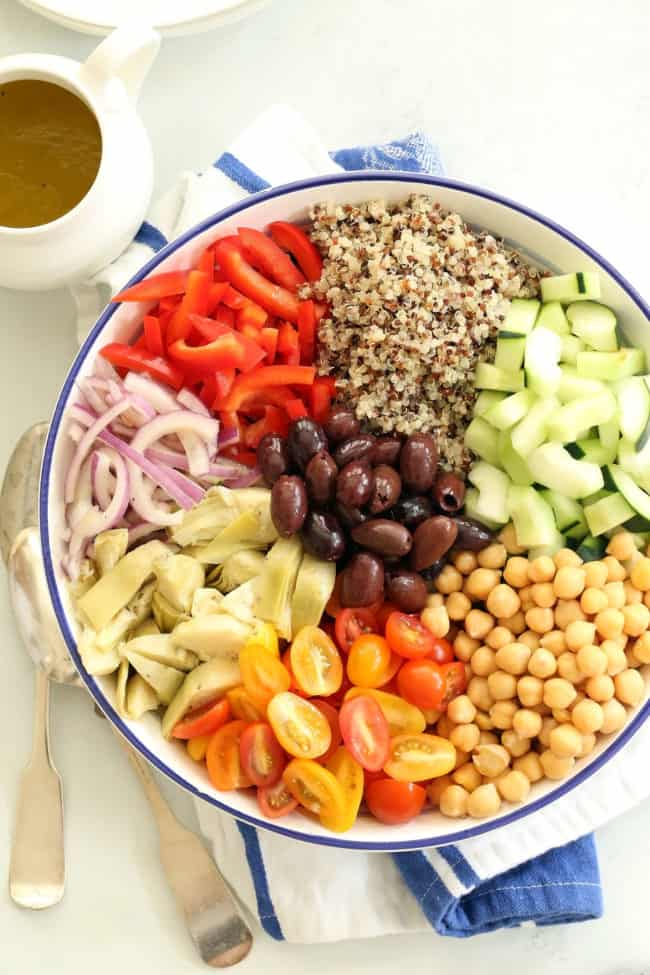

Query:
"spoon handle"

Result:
[[9, 668, 65, 909]]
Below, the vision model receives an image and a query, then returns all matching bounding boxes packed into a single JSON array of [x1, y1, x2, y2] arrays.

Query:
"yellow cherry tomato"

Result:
[[290, 625, 343, 697], [321, 747, 364, 832], [383, 733, 456, 782], [343, 687, 426, 736], [245, 621, 279, 657], [347, 634, 399, 688], [267, 691, 332, 758], [240, 644, 291, 708], [282, 758, 346, 822], [186, 734, 211, 762], [226, 685, 265, 722]]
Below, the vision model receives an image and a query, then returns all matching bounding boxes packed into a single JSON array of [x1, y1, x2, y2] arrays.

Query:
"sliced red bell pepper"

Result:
[[168, 331, 265, 374], [218, 365, 315, 412], [143, 315, 164, 357], [238, 227, 306, 291], [189, 314, 229, 344], [314, 301, 328, 322], [309, 375, 337, 423], [221, 444, 258, 467], [239, 323, 264, 347], [243, 406, 290, 448], [167, 270, 211, 345], [237, 302, 268, 330], [222, 285, 250, 310], [207, 281, 230, 314], [286, 398, 308, 420], [236, 386, 296, 416], [199, 376, 219, 409], [218, 411, 243, 444], [112, 270, 191, 303], [159, 294, 180, 315], [100, 343, 185, 391], [215, 305, 236, 329], [277, 322, 301, 365], [214, 238, 301, 322], [132, 334, 148, 352], [297, 300, 316, 364], [213, 368, 236, 402], [268, 221, 323, 282], [198, 245, 215, 278], [258, 327, 278, 364]]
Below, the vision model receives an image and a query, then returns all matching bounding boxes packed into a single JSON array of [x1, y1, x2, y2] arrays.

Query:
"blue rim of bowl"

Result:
[[40, 171, 650, 851]]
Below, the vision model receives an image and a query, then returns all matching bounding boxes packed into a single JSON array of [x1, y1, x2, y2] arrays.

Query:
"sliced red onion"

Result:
[[180, 433, 210, 478], [93, 357, 122, 383], [124, 371, 179, 413], [67, 456, 94, 529], [79, 378, 110, 414], [68, 421, 85, 444], [145, 445, 190, 470], [111, 420, 137, 439], [64, 396, 139, 504], [220, 467, 261, 488], [218, 422, 240, 450], [67, 449, 129, 577], [91, 450, 116, 510], [178, 387, 211, 417]]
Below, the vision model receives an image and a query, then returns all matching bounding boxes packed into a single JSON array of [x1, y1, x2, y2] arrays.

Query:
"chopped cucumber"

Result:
[[501, 298, 540, 337], [467, 462, 511, 525], [511, 396, 558, 456], [473, 390, 506, 417], [637, 414, 650, 452], [576, 534, 607, 561], [541, 490, 588, 541], [474, 363, 525, 393], [570, 437, 618, 466], [536, 301, 569, 336], [497, 430, 534, 486], [546, 391, 616, 443], [528, 442, 604, 499], [528, 534, 566, 558], [599, 417, 620, 454], [560, 334, 585, 365], [584, 492, 635, 536], [495, 335, 526, 372], [557, 367, 606, 403], [576, 347, 645, 381], [605, 464, 650, 520], [525, 326, 562, 395], [484, 390, 534, 431], [566, 302, 618, 352], [541, 271, 601, 304], [507, 486, 559, 548], [465, 416, 500, 466], [616, 376, 650, 442], [624, 514, 650, 533], [463, 488, 502, 531], [617, 436, 650, 483]]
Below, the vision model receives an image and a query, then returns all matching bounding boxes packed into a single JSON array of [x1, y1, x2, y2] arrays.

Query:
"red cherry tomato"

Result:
[[206, 720, 252, 791], [376, 602, 399, 631], [338, 695, 390, 772], [239, 722, 286, 788], [385, 612, 437, 659], [311, 699, 342, 763], [428, 637, 455, 665], [257, 780, 299, 819], [365, 779, 427, 825], [335, 608, 379, 654], [171, 697, 230, 739], [397, 660, 467, 711]]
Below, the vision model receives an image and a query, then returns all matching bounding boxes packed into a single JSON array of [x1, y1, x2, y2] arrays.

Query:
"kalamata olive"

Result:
[[305, 450, 338, 506], [341, 551, 385, 607], [333, 434, 376, 468], [257, 433, 290, 485], [432, 472, 466, 515], [388, 495, 433, 529], [271, 476, 308, 537], [400, 433, 439, 493], [335, 502, 368, 529], [411, 515, 458, 571], [421, 559, 445, 589], [454, 516, 495, 551], [386, 570, 428, 613], [351, 519, 412, 558], [336, 461, 374, 508], [301, 511, 346, 561], [372, 435, 402, 467], [324, 408, 360, 444], [287, 417, 328, 470], [368, 465, 402, 514]]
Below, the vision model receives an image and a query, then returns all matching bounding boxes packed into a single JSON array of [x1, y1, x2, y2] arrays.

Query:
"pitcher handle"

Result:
[[82, 23, 160, 104]]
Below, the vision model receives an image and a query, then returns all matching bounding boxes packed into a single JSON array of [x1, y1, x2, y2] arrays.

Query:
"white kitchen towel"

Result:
[[72, 104, 650, 941]]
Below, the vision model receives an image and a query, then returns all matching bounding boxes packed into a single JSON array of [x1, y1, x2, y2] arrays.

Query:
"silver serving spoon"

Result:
[[2, 425, 252, 965]]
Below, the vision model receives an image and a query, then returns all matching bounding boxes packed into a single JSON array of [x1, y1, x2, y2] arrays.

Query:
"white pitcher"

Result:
[[0, 25, 160, 291]]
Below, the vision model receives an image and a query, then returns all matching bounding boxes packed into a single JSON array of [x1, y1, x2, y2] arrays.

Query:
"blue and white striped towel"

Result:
[[72, 105, 650, 941]]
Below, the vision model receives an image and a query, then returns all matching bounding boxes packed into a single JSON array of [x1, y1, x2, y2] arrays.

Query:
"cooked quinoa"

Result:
[[305, 195, 544, 470]]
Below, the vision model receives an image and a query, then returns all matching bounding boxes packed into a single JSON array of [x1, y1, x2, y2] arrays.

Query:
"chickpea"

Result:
[[603, 555, 626, 582], [453, 632, 480, 662], [600, 698, 628, 734], [472, 744, 510, 778], [580, 587, 608, 616], [498, 611, 527, 635], [496, 769, 531, 803], [549, 723, 583, 758], [622, 603, 650, 637], [467, 783, 502, 818], [435, 713, 455, 739], [540, 630, 567, 657], [644, 589, 650, 609], [614, 668, 645, 706], [517, 674, 545, 707], [450, 723, 480, 753], [500, 728, 530, 758], [504, 556, 530, 588], [626, 646, 643, 668], [556, 548, 585, 569], [464, 568, 501, 601], [479, 730, 499, 745], [606, 531, 637, 561], [527, 555, 555, 583], [495, 642, 532, 676], [465, 609, 495, 641], [475, 711, 494, 731], [489, 700, 518, 730], [632, 632, 650, 664], [525, 607, 555, 634], [579, 732, 597, 757], [572, 698, 604, 734], [538, 717, 558, 747], [564, 620, 596, 652], [447, 694, 477, 725], [425, 592, 445, 609], [421, 605, 450, 638], [554, 599, 586, 629], [487, 670, 518, 701], [552, 707, 572, 724], [486, 626, 513, 650], [530, 582, 557, 609], [467, 676, 494, 711], [554, 652, 581, 685], [426, 775, 453, 807], [436, 565, 464, 595], [446, 591, 472, 620], [519, 630, 541, 651], [624, 581, 643, 605], [470, 646, 498, 677], [575, 644, 607, 678], [512, 707, 543, 739], [601, 640, 628, 676], [583, 561, 608, 589], [553, 566, 586, 600], [499, 522, 527, 554], [540, 749, 575, 780], [439, 784, 470, 818], [477, 543, 507, 570], [528, 647, 557, 679], [595, 608, 624, 640], [604, 581, 626, 610], [452, 762, 482, 792], [514, 751, 544, 783], [518, 585, 535, 612], [585, 673, 615, 703], [543, 678, 577, 710], [454, 550, 478, 575], [453, 748, 470, 770], [486, 584, 521, 620]]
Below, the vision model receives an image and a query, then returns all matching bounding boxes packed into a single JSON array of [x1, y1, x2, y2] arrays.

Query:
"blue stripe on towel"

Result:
[[214, 152, 271, 193], [331, 132, 445, 176], [134, 220, 168, 252], [236, 822, 284, 940], [437, 844, 480, 888], [393, 851, 452, 929]]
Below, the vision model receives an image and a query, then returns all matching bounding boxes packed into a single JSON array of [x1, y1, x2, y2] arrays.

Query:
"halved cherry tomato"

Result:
[[214, 239, 301, 321], [268, 221, 323, 282], [206, 720, 252, 791], [290, 625, 343, 697], [267, 692, 331, 759], [334, 608, 378, 655], [311, 699, 341, 763], [339, 695, 390, 772], [383, 733, 456, 782], [282, 758, 346, 822], [239, 722, 286, 788], [363, 767, 385, 789], [281, 649, 307, 698], [227, 685, 265, 723], [385, 612, 437, 660], [172, 697, 230, 740], [397, 659, 467, 711], [325, 574, 344, 618], [99, 343, 185, 390], [347, 634, 397, 689], [239, 644, 291, 708], [238, 227, 306, 291], [343, 687, 426, 736], [321, 747, 363, 832], [365, 779, 427, 825], [257, 780, 298, 819], [428, 637, 455, 665], [113, 269, 191, 303]]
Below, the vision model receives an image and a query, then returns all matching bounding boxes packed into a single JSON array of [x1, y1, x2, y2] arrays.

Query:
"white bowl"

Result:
[[40, 172, 650, 851]]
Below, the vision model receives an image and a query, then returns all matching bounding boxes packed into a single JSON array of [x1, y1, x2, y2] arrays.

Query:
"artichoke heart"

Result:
[[68, 559, 97, 600], [152, 590, 188, 633], [172, 613, 251, 661], [77, 540, 171, 630], [161, 657, 241, 739], [256, 535, 303, 640], [94, 528, 129, 577], [210, 549, 266, 593], [115, 658, 130, 717], [291, 554, 336, 635], [191, 587, 225, 617], [124, 650, 185, 705], [187, 511, 268, 565], [125, 674, 160, 719], [131, 618, 160, 638], [169, 486, 239, 548], [78, 606, 136, 676], [121, 633, 199, 672], [154, 554, 205, 614], [217, 578, 259, 625]]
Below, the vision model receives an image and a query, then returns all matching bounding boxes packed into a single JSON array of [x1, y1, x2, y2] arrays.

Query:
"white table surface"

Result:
[[1, 0, 649, 971]]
